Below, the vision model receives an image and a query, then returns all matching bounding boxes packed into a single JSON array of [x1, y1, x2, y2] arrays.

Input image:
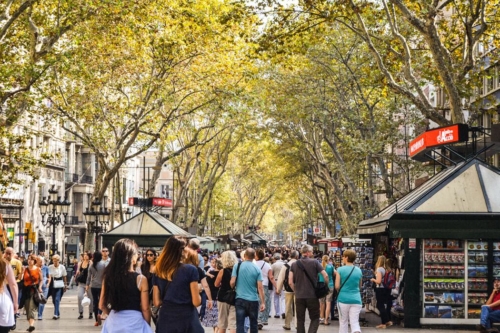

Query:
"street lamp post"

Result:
[[39, 186, 71, 257], [83, 198, 110, 251]]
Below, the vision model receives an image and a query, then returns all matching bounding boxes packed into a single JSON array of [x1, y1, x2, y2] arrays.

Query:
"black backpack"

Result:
[[283, 263, 293, 292]]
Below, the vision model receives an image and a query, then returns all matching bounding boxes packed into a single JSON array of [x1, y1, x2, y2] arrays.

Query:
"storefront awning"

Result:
[[390, 212, 500, 239], [357, 215, 391, 235]]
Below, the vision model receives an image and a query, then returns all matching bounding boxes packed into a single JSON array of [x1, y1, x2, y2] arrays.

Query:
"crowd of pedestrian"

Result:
[[0, 239, 405, 333]]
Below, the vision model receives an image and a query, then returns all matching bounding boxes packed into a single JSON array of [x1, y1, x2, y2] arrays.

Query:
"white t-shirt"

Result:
[[255, 260, 271, 287], [49, 264, 67, 278], [376, 267, 386, 288]]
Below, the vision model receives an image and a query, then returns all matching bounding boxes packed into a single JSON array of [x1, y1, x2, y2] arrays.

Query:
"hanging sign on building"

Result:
[[152, 198, 172, 207], [409, 124, 469, 158]]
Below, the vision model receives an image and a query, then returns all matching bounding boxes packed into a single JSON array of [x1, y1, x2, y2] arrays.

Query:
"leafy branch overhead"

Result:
[[257, 0, 500, 125]]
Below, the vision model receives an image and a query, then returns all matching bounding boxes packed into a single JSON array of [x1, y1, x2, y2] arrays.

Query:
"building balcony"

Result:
[[65, 173, 93, 184], [65, 216, 80, 225]]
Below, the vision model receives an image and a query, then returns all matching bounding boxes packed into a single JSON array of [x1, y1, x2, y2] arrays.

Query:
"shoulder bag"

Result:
[[220, 263, 241, 305], [27, 268, 47, 305], [296, 260, 329, 299]]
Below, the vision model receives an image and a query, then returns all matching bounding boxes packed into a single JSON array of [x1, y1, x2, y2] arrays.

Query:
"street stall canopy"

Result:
[[102, 211, 194, 248], [358, 158, 500, 238], [244, 231, 267, 246]]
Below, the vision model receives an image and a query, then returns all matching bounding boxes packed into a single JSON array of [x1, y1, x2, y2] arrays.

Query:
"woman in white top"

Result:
[[0, 250, 18, 333], [48, 254, 68, 320]]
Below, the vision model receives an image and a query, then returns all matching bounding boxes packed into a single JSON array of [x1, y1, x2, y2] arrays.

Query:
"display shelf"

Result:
[[422, 239, 466, 321]]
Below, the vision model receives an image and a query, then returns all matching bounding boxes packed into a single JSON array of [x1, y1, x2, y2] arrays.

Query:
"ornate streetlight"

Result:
[[83, 197, 110, 251], [39, 186, 71, 256]]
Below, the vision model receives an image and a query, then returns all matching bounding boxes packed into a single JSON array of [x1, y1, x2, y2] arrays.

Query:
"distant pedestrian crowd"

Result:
[[0, 240, 404, 333]]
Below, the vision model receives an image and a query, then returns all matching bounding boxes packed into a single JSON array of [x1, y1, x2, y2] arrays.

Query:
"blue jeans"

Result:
[[235, 298, 259, 333], [51, 288, 63, 317], [37, 285, 49, 318], [480, 305, 500, 329]]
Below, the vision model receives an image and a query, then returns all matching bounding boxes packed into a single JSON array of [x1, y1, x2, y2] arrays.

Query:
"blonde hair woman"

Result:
[[214, 251, 238, 333], [319, 255, 335, 325], [370, 255, 392, 328], [48, 254, 67, 320]]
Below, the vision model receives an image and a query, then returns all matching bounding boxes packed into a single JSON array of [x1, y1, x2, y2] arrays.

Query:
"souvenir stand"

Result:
[[317, 238, 342, 267], [341, 237, 375, 309], [357, 158, 500, 328]]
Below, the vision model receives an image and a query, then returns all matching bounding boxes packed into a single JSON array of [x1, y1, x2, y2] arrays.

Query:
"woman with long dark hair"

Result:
[[99, 239, 152, 333], [153, 237, 203, 333], [76, 251, 93, 319], [142, 249, 156, 296], [86, 251, 106, 326]]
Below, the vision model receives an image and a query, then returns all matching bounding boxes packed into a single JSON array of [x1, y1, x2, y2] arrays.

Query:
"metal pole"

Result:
[[95, 223, 99, 251], [52, 215, 56, 255], [18, 207, 22, 254]]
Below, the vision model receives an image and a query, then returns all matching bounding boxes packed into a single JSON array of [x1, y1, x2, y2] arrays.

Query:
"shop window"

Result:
[[422, 239, 500, 322]]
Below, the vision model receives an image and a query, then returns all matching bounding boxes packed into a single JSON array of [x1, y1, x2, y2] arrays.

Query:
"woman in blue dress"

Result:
[[153, 237, 203, 333]]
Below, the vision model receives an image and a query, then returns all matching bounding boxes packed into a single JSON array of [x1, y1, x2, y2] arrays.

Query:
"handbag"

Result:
[[296, 260, 329, 299], [220, 263, 241, 305], [53, 279, 65, 289], [26, 268, 47, 305]]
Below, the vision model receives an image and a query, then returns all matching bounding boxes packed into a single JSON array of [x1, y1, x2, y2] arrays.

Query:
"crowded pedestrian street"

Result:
[[7, 287, 477, 333]]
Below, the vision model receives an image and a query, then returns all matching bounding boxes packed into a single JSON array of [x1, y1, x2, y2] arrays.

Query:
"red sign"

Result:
[[409, 124, 468, 157], [152, 198, 172, 207], [128, 197, 136, 206]]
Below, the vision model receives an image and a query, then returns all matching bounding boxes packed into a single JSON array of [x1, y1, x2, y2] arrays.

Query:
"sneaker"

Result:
[[274, 315, 280, 318], [78, 313, 83, 319], [15, 313, 20, 319], [258, 324, 263, 330], [89, 313, 93, 319], [38, 318, 42, 320], [53, 315, 59, 320]]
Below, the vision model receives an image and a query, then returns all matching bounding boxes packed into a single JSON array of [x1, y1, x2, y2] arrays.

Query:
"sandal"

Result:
[[376, 324, 387, 329], [386, 321, 393, 327]]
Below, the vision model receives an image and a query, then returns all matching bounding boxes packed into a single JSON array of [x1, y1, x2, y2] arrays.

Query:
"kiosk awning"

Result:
[[390, 212, 500, 239], [357, 158, 500, 236]]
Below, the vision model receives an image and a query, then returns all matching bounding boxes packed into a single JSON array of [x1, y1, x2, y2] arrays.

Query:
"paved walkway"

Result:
[[13, 288, 479, 332]]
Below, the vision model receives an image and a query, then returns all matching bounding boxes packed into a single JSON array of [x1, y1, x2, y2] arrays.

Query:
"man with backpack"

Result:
[[276, 250, 298, 331]]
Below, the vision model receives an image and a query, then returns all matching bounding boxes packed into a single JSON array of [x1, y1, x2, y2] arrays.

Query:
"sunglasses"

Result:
[[146, 253, 154, 257], [102, 250, 108, 252]]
